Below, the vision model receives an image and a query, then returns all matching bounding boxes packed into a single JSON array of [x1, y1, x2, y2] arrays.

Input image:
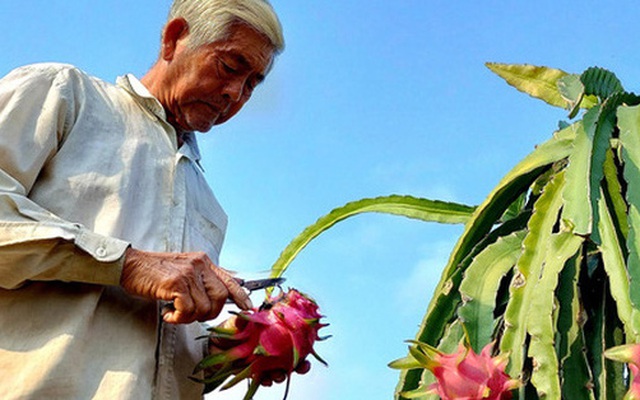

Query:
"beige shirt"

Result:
[[0, 63, 228, 399]]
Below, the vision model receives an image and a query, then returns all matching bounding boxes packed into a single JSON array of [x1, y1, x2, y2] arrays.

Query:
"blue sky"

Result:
[[3, 1, 640, 399]]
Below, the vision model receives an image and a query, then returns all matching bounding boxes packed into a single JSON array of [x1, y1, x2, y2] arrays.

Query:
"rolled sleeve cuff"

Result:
[[75, 227, 130, 263], [66, 227, 130, 286]]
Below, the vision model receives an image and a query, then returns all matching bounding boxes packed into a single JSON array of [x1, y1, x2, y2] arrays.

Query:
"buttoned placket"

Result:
[[156, 152, 189, 400], [118, 75, 181, 400], [156, 141, 209, 399], [117, 74, 211, 400]]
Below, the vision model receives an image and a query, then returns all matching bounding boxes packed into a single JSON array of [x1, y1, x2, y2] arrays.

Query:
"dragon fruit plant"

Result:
[[193, 288, 328, 399], [261, 63, 640, 399], [388, 64, 640, 399]]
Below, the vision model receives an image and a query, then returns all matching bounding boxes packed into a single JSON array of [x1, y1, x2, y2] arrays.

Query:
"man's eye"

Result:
[[247, 76, 264, 91], [246, 79, 257, 91], [219, 59, 236, 74]]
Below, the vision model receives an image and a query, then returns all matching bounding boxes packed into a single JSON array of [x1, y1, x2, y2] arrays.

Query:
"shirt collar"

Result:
[[180, 131, 203, 164], [116, 74, 203, 163], [116, 74, 167, 121]]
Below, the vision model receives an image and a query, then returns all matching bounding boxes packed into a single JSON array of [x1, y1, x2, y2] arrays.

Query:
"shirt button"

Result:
[[96, 247, 107, 257]]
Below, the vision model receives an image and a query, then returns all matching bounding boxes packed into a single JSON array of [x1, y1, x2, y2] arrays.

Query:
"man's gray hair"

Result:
[[168, 0, 284, 54]]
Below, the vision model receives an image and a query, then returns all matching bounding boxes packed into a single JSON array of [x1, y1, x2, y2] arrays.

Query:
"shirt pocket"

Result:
[[184, 206, 226, 265], [181, 151, 228, 264]]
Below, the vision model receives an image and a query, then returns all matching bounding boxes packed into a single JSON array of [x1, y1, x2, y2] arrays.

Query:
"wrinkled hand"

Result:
[[120, 248, 252, 324]]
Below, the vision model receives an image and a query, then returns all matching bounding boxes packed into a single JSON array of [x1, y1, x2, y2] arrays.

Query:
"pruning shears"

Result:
[[161, 277, 285, 316], [232, 277, 286, 296]]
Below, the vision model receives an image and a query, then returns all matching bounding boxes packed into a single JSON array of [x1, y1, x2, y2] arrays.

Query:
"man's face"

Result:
[[162, 22, 275, 133]]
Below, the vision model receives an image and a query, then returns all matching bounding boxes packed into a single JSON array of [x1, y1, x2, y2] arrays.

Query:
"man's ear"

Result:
[[161, 18, 190, 61]]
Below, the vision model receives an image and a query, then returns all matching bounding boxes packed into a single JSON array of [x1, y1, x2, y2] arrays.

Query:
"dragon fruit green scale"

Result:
[[193, 288, 328, 398]]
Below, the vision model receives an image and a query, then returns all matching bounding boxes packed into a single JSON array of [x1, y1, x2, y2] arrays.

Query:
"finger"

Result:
[[188, 272, 215, 322], [295, 359, 312, 375], [218, 266, 238, 276], [211, 267, 253, 310], [200, 271, 229, 320], [271, 370, 287, 384], [163, 295, 196, 324], [163, 309, 194, 324]]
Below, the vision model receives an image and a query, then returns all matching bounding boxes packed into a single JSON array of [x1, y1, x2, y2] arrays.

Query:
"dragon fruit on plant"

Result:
[[193, 288, 328, 399], [605, 344, 640, 400], [390, 341, 519, 400]]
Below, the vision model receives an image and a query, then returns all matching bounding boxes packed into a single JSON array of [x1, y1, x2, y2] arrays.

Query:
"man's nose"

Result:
[[222, 78, 245, 103]]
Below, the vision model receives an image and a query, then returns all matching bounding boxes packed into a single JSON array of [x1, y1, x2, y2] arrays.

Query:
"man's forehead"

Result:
[[214, 39, 274, 75]]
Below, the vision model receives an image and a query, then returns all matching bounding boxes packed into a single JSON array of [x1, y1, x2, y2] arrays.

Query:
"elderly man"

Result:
[[0, 0, 284, 399]]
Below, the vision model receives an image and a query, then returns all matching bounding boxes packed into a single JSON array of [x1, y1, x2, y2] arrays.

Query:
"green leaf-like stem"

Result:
[[269, 195, 475, 280]]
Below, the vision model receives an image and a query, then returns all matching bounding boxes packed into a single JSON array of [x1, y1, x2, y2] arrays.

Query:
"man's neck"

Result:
[[176, 133, 185, 148], [140, 65, 185, 149]]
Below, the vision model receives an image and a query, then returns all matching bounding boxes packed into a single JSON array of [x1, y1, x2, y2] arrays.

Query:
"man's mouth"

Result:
[[202, 102, 219, 114]]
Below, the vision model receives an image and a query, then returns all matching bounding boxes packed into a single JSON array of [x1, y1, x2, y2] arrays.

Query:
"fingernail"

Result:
[[243, 298, 254, 310]]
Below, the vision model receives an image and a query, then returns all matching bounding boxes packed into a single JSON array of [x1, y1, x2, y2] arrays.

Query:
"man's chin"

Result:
[[194, 125, 214, 133], [185, 118, 217, 133]]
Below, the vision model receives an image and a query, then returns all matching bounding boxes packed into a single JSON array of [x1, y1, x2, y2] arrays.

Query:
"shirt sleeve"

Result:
[[0, 64, 129, 289]]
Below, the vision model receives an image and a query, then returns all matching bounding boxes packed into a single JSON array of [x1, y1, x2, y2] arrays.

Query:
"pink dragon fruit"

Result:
[[193, 288, 328, 399], [390, 341, 519, 400], [605, 343, 640, 399]]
